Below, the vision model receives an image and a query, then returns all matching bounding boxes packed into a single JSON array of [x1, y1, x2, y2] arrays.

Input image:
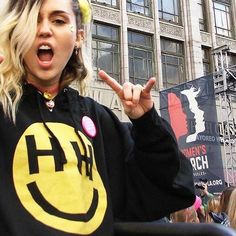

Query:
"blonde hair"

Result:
[[219, 186, 235, 214], [0, 0, 93, 122], [205, 196, 220, 223], [227, 188, 236, 229], [170, 206, 199, 223], [0, 1, 41, 122]]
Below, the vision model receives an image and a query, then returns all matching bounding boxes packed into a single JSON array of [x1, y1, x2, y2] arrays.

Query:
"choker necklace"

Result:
[[43, 91, 56, 112], [42, 86, 59, 112], [25, 80, 59, 112], [39, 87, 59, 112]]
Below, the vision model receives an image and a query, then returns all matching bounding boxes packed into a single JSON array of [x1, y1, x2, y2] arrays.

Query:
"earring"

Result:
[[74, 46, 79, 55]]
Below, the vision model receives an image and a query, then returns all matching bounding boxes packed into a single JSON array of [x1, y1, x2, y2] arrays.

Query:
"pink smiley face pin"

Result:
[[81, 116, 97, 138]]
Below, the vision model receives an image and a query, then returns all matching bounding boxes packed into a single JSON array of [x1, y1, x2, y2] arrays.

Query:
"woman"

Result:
[[227, 188, 236, 229], [0, 0, 195, 235], [205, 196, 220, 223], [170, 206, 200, 223], [218, 186, 235, 214]]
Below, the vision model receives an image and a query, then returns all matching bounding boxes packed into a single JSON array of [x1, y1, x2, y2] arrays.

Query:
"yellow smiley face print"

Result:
[[13, 123, 107, 234]]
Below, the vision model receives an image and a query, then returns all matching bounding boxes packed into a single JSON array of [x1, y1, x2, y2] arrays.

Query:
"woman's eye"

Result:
[[53, 19, 66, 25]]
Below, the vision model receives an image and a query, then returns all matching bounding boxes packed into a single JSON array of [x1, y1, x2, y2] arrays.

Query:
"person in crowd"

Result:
[[170, 206, 200, 223], [218, 186, 236, 215], [196, 178, 214, 211], [207, 186, 236, 227], [205, 196, 220, 223], [227, 187, 236, 230], [193, 195, 202, 212], [193, 195, 205, 223], [0, 0, 195, 235], [209, 211, 230, 227]]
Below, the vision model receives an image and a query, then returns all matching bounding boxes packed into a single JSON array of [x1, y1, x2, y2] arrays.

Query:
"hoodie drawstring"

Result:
[[36, 92, 67, 165], [65, 88, 92, 179]]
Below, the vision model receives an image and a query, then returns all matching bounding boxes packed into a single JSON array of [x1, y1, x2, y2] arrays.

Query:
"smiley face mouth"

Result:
[[27, 181, 98, 221]]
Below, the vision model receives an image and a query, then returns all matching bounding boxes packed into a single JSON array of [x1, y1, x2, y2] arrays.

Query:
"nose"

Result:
[[37, 20, 52, 37]]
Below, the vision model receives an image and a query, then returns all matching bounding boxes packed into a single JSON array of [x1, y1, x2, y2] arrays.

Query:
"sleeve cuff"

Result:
[[129, 106, 160, 134]]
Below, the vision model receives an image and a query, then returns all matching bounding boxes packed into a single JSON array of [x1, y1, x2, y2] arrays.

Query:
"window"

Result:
[[127, 0, 152, 17], [227, 53, 236, 67], [213, 0, 232, 37], [158, 0, 181, 24], [197, 0, 207, 31], [91, 0, 118, 8], [128, 31, 154, 85], [161, 38, 185, 88], [92, 23, 120, 81], [202, 47, 212, 75]]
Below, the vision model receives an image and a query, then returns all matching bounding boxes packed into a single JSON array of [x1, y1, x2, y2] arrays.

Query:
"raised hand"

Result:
[[98, 70, 156, 119]]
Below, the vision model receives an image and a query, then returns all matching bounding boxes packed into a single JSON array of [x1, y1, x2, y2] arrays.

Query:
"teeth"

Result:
[[39, 45, 51, 50]]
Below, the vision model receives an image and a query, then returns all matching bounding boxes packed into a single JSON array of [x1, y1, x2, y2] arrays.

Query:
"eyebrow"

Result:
[[39, 10, 71, 18], [50, 10, 71, 16]]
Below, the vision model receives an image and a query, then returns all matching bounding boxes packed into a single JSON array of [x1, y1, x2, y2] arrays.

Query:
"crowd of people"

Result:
[[169, 184, 236, 231]]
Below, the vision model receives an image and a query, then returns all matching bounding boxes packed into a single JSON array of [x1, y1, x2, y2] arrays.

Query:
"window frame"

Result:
[[227, 52, 236, 67], [92, 22, 120, 82], [126, 0, 152, 17], [128, 31, 155, 85], [197, 0, 208, 32], [91, 0, 119, 8], [161, 38, 185, 88], [202, 47, 212, 75], [213, 0, 233, 38], [158, 0, 182, 25]]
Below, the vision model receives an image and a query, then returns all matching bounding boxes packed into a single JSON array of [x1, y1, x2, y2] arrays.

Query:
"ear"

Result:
[[76, 29, 84, 48]]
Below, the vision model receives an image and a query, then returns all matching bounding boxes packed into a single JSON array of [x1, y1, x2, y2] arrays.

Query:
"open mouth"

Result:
[[37, 45, 54, 63]]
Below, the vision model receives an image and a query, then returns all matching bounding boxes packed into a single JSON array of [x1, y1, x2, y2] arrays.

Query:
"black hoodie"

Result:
[[0, 84, 195, 235]]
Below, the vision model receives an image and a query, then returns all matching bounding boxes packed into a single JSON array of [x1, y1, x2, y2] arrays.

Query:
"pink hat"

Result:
[[193, 196, 202, 210]]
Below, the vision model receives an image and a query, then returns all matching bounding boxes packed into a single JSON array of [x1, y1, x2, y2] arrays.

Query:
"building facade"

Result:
[[87, 0, 235, 117], [85, 0, 236, 185]]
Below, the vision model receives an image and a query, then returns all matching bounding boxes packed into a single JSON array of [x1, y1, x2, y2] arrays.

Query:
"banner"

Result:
[[160, 74, 225, 194]]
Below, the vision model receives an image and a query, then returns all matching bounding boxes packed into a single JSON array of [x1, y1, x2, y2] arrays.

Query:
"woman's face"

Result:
[[23, 0, 83, 88]]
